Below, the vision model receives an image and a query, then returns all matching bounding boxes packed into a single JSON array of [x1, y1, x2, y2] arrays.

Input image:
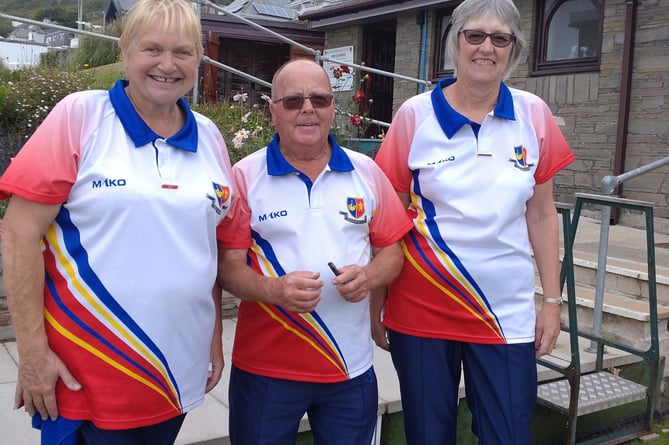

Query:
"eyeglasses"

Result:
[[459, 29, 516, 48], [273, 94, 334, 110]]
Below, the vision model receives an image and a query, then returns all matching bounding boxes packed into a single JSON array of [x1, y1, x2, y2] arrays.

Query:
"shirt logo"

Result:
[[92, 178, 127, 188], [339, 197, 367, 224], [508, 145, 534, 171], [427, 155, 456, 166], [206, 182, 230, 215]]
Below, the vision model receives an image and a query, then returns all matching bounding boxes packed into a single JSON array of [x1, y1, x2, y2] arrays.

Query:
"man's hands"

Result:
[[268, 271, 323, 312], [331, 265, 372, 303], [15, 347, 81, 420]]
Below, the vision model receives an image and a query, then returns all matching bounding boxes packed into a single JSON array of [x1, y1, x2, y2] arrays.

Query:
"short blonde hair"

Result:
[[118, 0, 204, 60]]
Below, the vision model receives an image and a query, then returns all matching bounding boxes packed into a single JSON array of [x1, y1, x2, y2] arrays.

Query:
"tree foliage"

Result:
[[32, 6, 78, 29], [1, 0, 108, 22], [0, 19, 13, 38]]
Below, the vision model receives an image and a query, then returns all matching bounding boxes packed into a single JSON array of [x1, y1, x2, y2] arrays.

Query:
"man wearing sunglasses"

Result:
[[217, 58, 413, 444], [373, 0, 575, 444]]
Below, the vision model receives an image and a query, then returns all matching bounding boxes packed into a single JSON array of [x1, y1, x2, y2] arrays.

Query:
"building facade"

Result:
[[299, 0, 669, 232]]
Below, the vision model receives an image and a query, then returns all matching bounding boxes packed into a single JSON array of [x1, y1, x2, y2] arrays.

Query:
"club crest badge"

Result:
[[206, 182, 230, 214], [339, 197, 367, 224], [509, 145, 534, 171]]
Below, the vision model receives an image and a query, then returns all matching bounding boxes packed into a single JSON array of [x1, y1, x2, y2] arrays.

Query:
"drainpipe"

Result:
[[192, 1, 201, 105], [418, 10, 428, 94], [610, 0, 638, 223]]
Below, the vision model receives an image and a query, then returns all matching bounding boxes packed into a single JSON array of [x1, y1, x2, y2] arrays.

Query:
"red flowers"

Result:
[[332, 64, 351, 80], [352, 90, 366, 104]]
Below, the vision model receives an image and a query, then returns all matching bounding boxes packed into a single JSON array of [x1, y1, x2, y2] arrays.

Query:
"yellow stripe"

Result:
[[258, 302, 348, 377], [45, 309, 180, 413], [44, 227, 177, 395], [411, 195, 493, 316], [300, 312, 339, 352], [249, 245, 347, 375], [402, 242, 504, 340], [250, 244, 277, 278]]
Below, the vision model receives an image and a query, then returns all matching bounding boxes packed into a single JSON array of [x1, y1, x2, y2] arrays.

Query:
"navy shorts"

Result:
[[76, 413, 186, 445], [389, 330, 537, 445], [229, 364, 378, 444]]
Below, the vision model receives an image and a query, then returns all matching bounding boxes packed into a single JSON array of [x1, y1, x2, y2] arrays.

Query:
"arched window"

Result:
[[433, 7, 456, 80], [533, 0, 603, 75]]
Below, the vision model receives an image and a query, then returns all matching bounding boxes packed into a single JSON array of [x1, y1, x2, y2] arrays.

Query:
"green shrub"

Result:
[[69, 22, 122, 71], [192, 93, 274, 164], [0, 67, 90, 153]]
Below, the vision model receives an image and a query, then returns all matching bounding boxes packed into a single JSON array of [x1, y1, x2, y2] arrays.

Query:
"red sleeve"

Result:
[[217, 165, 253, 249], [532, 99, 575, 184], [366, 161, 413, 248], [0, 94, 85, 203], [374, 101, 417, 194]]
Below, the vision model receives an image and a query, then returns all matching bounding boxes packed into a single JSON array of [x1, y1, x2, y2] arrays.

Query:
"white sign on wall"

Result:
[[323, 46, 354, 92]]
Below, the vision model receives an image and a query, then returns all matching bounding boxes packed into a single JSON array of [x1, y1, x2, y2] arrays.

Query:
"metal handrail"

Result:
[[536, 203, 581, 444], [541, 195, 660, 444], [195, 0, 432, 88], [1, 5, 397, 129], [572, 193, 660, 443], [601, 156, 669, 195], [588, 155, 669, 350]]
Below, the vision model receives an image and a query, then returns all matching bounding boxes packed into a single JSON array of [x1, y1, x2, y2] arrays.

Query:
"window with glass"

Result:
[[533, 0, 603, 75], [433, 7, 456, 80]]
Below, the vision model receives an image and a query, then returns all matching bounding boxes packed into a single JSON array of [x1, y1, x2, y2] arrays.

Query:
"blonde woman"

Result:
[[0, 0, 235, 443]]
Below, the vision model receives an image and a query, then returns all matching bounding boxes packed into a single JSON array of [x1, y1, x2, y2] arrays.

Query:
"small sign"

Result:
[[323, 46, 354, 91]]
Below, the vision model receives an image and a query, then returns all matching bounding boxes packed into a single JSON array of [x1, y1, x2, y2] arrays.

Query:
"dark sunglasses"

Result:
[[273, 93, 334, 110], [459, 29, 516, 48]]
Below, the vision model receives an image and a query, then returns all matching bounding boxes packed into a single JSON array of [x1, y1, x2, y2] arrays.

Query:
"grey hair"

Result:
[[445, 0, 527, 80]]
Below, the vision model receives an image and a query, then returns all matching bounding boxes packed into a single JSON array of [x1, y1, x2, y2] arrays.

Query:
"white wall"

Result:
[[0, 41, 50, 70]]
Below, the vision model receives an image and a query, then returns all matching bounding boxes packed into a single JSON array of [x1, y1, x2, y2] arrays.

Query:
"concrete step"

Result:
[[566, 251, 669, 304], [536, 284, 669, 357]]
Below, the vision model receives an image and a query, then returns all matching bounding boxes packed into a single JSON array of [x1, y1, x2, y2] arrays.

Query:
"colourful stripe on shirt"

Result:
[[42, 208, 182, 412], [246, 236, 349, 377], [407, 185, 505, 341]]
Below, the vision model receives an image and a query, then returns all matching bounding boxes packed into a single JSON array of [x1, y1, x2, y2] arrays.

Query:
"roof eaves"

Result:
[[299, 0, 456, 29], [299, 0, 393, 20]]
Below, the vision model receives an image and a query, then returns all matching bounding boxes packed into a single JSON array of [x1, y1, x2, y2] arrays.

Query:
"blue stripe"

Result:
[[52, 207, 181, 403], [410, 170, 503, 333], [250, 230, 348, 372]]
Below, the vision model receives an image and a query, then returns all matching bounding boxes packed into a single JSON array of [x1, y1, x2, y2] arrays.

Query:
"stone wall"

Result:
[[0, 260, 12, 341], [0, 296, 12, 341], [511, 0, 669, 233], [391, 13, 430, 107], [324, 24, 363, 136]]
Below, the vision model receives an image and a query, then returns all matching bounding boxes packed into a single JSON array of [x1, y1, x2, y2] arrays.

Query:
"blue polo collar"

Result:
[[430, 77, 516, 139], [266, 133, 354, 176], [108, 79, 198, 152]]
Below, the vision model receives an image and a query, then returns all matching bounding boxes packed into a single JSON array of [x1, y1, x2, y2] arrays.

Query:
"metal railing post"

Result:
[[586, 155, 668, 355], [586, 204, 610, 357]]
